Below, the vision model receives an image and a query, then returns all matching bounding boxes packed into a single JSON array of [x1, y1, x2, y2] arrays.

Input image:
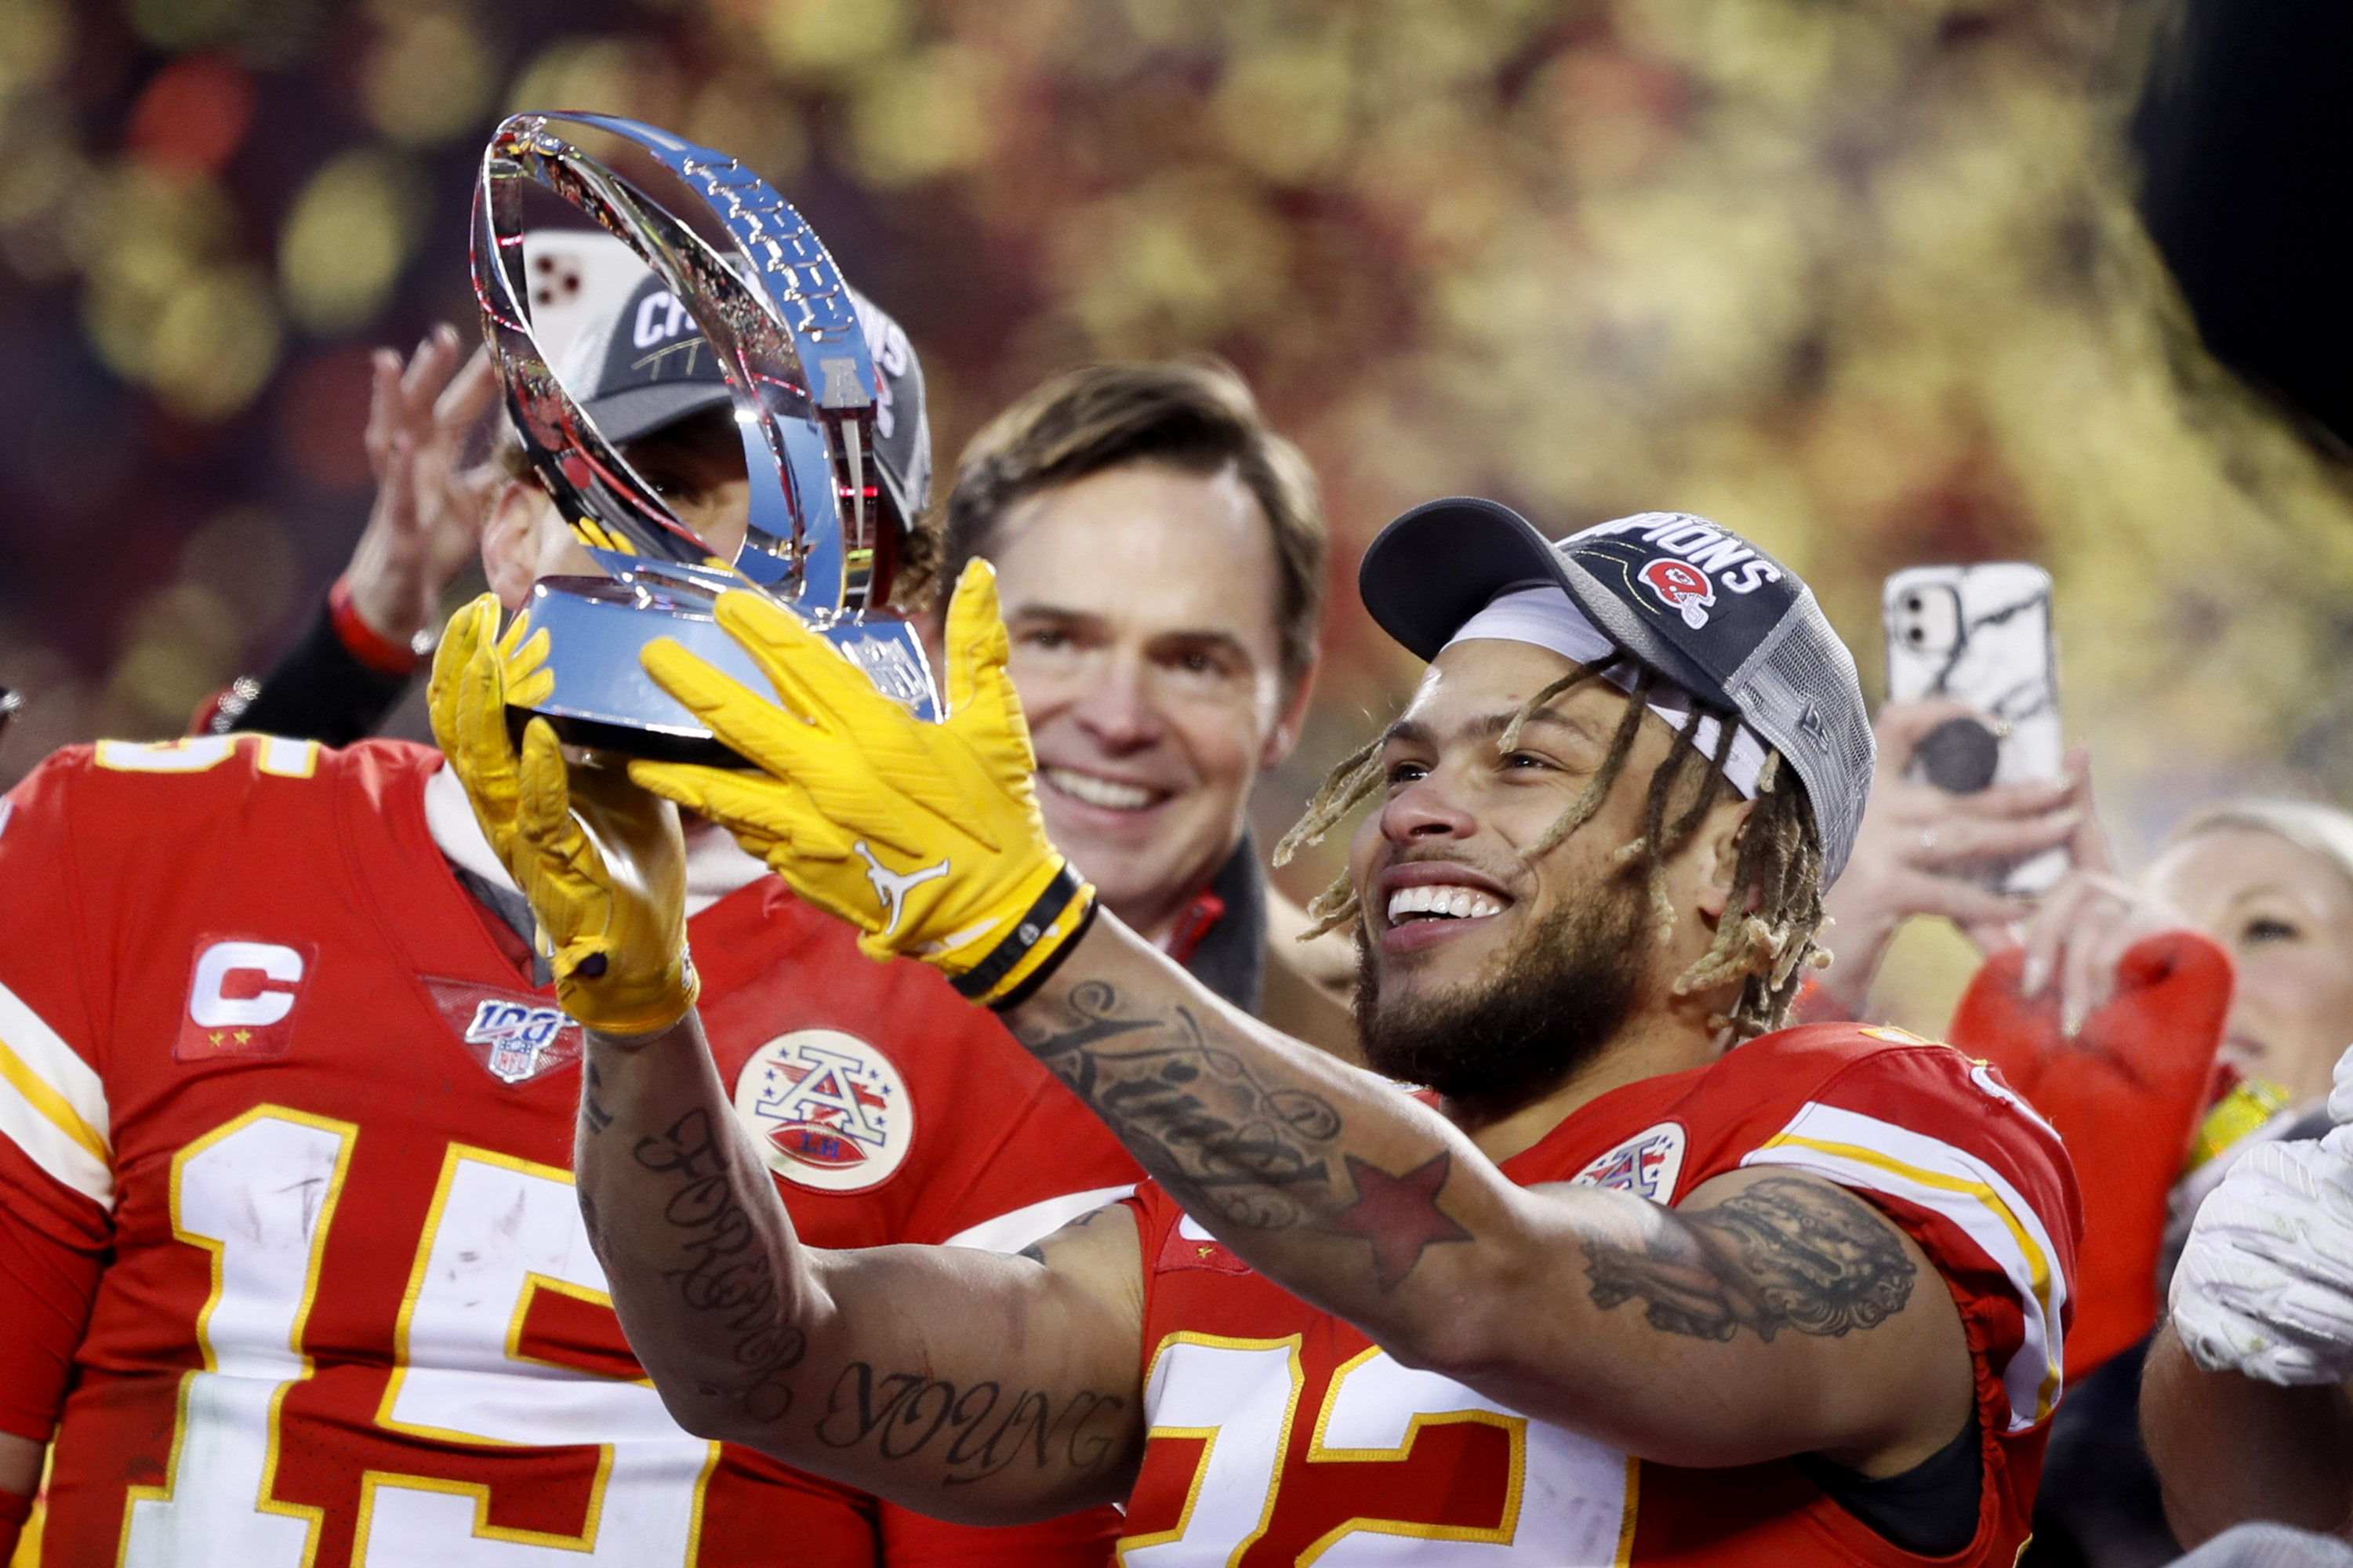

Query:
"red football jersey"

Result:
[[1117, 1025, 2080, 1566], [0, 736, 1138, 1566]]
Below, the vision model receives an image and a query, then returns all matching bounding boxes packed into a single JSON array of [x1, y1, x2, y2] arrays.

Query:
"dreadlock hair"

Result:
[[1273, 665, 1828, 1039]]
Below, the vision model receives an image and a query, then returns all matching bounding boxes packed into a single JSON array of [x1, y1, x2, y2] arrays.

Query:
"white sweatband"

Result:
[[1443, 585, 1767, 798]]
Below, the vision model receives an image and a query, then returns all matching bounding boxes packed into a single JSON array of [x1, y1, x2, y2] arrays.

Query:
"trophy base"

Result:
[[506, 575, 938, 764], [510, 710, 749, 768]]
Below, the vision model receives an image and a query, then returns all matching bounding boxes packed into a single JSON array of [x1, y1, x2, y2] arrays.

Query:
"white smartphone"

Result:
[[1882, 563, 2065, 896]]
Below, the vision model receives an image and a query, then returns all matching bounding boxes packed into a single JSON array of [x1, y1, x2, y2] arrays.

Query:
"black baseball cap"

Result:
[[562, 270, 933, 537], [1358, 497, 1875, 883]]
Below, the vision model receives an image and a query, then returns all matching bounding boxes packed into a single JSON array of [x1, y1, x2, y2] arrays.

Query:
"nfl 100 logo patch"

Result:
[[466, 999, 574, 1083], [1570, 1121, 1687, 1205], [420, 978, 583, 1087], [732, 1029, 913, 1193]]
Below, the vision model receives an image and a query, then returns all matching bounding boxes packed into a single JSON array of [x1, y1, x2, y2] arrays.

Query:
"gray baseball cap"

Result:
[[1357, 497, 1874, 884], [563, 270, 933, 537]]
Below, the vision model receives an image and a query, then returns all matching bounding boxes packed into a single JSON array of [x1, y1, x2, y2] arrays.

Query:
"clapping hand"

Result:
[[345, 326, 502, 652]]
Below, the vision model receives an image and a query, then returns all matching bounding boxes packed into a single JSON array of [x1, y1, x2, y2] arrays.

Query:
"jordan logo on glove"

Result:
[[855, 841, 950, 937], [631, 560, 1099, 1009]]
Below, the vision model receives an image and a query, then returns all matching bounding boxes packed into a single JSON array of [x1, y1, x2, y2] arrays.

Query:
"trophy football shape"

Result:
[[472, 111, 939, 759]]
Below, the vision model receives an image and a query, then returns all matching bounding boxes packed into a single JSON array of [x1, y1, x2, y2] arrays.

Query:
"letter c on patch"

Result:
[[189, 941, 306, 1029]]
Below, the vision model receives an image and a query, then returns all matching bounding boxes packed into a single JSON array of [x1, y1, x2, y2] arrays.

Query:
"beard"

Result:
[[1356, 872, 1651, 1112]]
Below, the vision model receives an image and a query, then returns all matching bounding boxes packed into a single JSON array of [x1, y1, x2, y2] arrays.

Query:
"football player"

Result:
[[0, 274, 1138, 1565], [454, 497, 2084, 1563]]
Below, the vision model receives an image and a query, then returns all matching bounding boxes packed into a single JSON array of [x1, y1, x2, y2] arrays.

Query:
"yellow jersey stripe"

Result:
[[1762, 1133, 2053, 1306]]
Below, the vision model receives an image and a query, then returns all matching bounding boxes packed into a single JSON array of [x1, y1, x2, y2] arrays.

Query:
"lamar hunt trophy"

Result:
[[473, 111, 939, 760]]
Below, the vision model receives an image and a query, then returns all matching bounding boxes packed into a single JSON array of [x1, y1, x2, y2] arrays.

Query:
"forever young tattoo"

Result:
[[632, 1107, 806, 1420], [1015, 979, 1343, 1230], [815, 1363, 1128, 1485], [1584, 1177, 1915, 1342]]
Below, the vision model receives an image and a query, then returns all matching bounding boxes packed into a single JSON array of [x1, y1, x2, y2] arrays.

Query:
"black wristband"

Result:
[[950, 863, 1094, 1007], [986, 893, 1099, 1012]]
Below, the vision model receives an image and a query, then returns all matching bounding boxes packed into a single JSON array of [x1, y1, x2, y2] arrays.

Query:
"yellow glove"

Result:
[[427, 594, 700, 1036], [631, 561, 1095, 1007]]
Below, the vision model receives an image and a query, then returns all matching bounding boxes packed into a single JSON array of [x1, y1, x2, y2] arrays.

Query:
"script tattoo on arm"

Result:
[[814, 1363, 1128, 1486], [1584, 1177, 1915, 1342], [1015, 979, 1344, 1230], [581, 1059, 615, 1135], [631, 1106, 807, 1421]]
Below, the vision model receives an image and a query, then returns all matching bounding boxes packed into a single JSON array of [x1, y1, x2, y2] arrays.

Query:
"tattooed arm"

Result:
[[1004, 918, 1974, 1475], [572, 1014, 1148, 1523]]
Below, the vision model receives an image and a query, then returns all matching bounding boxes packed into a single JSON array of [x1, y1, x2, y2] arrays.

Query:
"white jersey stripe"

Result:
[[942, 1184, 1138, 1253], [0, 975, 113, 1208], [1741, 1102, 2065, 1432]]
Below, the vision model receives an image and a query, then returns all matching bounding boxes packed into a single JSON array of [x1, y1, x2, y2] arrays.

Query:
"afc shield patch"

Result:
[[1570, 1120, 1687, 1204], [733, 1029, 913, 1193]]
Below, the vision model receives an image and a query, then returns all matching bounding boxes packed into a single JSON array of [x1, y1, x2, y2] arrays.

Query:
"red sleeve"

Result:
[[0, 1481, 29, 1559], [1948, 932, 2230, 1373], [0, 1145, 102, 1443], [0, 755, 114, 1443], [925, 1071, 1140, 1249], [877, 1499, 1120, 1566], [0, 753, 114, 1247], [1730, 1040, 2082, 1436]]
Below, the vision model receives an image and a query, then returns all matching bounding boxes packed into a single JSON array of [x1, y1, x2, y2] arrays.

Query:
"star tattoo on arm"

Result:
[[1327, 1152, 1473, 1292]]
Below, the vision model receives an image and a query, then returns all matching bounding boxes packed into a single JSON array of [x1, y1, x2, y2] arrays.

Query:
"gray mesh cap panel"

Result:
[[1719, 583, 1876, 884]]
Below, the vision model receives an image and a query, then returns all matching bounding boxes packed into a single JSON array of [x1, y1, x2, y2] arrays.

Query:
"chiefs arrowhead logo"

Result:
[[1638, 558, 1717, 630]]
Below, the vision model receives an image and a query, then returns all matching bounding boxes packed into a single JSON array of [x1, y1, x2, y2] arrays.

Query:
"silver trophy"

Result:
[[473, 112, 939, 760]]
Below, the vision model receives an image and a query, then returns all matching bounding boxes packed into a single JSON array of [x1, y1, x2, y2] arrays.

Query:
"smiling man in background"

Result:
[[928, 359, 1353, 1051]]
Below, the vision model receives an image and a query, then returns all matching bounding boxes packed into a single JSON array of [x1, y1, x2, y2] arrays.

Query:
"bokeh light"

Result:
[[0, 0, 2346, 1040], [361, 1, 495, 145], [278, 147, 420, 335]]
